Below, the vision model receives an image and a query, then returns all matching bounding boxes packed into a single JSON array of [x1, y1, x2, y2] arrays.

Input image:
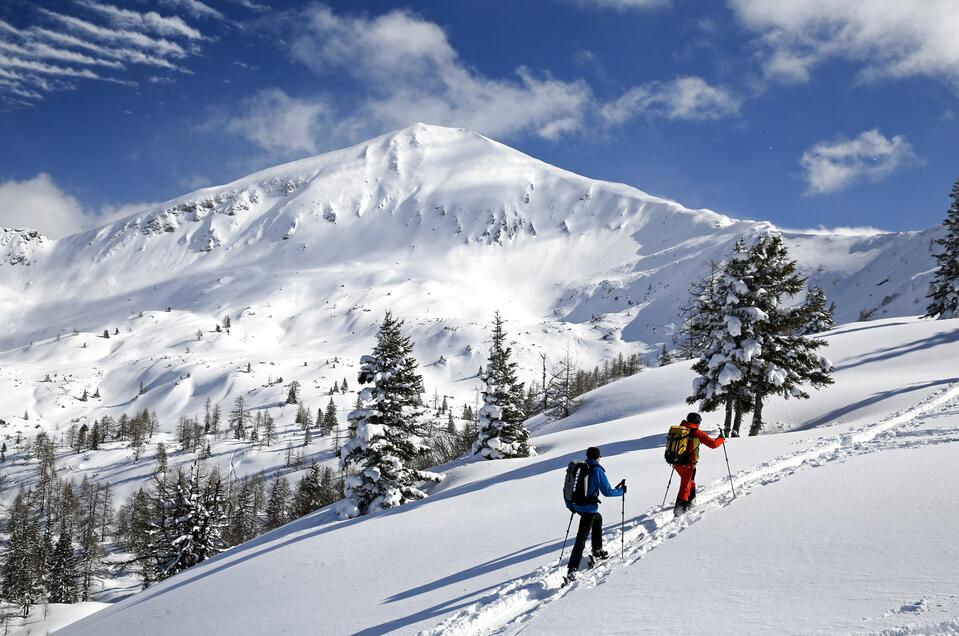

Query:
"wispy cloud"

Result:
[[564, 0, 670, 10], [0, 38, 124, 69], [158, 0, 225, 21], [76, 1, 203, 40], [39, 10, 189, 57], [601, 76, 741, 123], [0, 2, 216, 104], [800, 129, 917, 195]]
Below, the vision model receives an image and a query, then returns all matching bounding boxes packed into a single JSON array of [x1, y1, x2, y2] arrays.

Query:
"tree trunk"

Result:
[[749, 394, 764, 436], [732, 401, 743, 437], [723, 396, 733, 436]]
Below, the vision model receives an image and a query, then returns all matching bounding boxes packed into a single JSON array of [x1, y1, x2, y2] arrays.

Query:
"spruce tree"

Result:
[[738, 235, 833, 435], [658, 345, 673, 366], [322, 398, 338, 436], [339, 312, 442, 518], [47, 524, 79, 603], [689, 233, 834, 436], [473, 312, 534, 459], [1, 488, 43, 611], [798, 286, 836, 335], [264, 474, 291, 531], [286, 380, 300, 405], [926, 178, 959, 319], [688, 238, 761, 436], [292, 463, 326, 517]]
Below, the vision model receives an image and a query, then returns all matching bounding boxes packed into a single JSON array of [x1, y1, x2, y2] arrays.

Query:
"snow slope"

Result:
[[0, 123, 949, 629], [0, 125, 942, 495], [57, 316, 959, 635]]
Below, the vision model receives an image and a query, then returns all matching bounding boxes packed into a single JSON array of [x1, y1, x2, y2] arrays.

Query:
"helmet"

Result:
[[685, 412, 702, 425]]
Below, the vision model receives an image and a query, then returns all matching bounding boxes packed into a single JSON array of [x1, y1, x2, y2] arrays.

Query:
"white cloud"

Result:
[[0, 173, 151, 237], [158, 0, 225, 21], [0, 39, 124, 69], [31, 27, 179, 69], [39, 10, 189, 57], [730, 0, 959, 88], [282, 5, 592, 144], [0, 173, 87, 237], [602, 76, 740, 123], [225, 89, 332, 156], [1, 4, 209, 103], [799, 129, 916, 195], [566, 0, 669, 9], [76, 1, 203, 40]]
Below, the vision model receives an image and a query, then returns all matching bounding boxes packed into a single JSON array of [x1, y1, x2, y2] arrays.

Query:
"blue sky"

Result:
[[0, 0, 957, 237]]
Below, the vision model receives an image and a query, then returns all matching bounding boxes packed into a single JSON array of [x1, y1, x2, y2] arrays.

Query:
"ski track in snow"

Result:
[[421, 382, 959, 636]]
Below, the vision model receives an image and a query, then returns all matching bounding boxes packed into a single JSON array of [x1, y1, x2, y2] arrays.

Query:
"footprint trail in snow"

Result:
[[421, 382, 959, 636]]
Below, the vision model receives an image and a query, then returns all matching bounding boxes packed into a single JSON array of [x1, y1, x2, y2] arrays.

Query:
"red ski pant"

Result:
[[673, 464, 697, 504]]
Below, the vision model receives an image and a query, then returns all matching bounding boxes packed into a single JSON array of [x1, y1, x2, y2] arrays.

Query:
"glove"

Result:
[[717, 432, 725, 440], [616, 479, 627, 493]]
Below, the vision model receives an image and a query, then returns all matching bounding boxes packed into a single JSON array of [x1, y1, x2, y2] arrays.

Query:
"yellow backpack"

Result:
[[664, 425, 699, 465]]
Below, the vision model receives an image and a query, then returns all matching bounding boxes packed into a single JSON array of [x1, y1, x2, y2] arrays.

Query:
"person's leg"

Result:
[[689, 467, 697, 503], [589, 512, 604, 553], [568, 513, 592, 571], [675, 465, 694, 504]]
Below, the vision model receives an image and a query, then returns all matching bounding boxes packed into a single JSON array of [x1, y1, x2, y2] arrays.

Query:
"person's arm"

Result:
[[596, 467, 624, 497], [696, 428, 724, 449]]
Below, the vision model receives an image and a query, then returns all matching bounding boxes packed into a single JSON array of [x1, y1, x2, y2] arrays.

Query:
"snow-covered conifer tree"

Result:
[[926, 179, 959, 319], [687, 243, 755, 435], [690, 233, 833, 436], [798, 286, 836, 335], [473, 312, 534, 459], [338, 312, 442, 518], [737, 235, 833, 435]]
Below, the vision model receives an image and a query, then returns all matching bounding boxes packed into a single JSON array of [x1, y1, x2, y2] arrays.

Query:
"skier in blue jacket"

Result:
[[567, 446, 625, 581]]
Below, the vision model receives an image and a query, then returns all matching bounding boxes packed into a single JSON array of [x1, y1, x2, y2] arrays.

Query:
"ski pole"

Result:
[[721, 438, 737, 499], [559, 511, 574, 562], [661, 468, 674, 508], [620, 490, 626, 559]]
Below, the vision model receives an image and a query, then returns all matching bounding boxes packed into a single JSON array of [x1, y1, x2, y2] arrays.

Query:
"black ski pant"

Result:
[[568, 512, 603, 571]]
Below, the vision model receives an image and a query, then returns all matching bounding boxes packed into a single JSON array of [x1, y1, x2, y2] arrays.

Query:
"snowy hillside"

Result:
[[0, 123, 951, 633], [54, 315, 959, 635], [0, 123, 942, 440]]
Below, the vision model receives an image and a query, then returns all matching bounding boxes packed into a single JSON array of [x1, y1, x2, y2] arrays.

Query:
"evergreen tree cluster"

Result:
[[522, 351, 643, 421], [115, 462, 342, 587], [687, 233, 834, 436], [1, 459, 113, 613]]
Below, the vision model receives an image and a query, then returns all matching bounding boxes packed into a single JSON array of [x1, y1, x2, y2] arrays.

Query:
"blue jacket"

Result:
[[571, 458, 624, 514]]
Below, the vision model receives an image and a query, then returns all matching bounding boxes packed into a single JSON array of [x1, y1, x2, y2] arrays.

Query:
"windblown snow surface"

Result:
[[56, 316, 959, 635]]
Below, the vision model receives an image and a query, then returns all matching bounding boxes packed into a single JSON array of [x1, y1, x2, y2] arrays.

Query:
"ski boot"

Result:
[[588, 549, 610, 568]]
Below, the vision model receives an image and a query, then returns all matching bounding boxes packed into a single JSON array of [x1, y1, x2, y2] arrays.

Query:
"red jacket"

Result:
[[681, 421, 723, 464]]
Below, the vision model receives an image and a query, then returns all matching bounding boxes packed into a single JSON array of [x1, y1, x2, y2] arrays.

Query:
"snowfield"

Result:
[[1, 124, 956, 634], [55, 316, 959, 635]]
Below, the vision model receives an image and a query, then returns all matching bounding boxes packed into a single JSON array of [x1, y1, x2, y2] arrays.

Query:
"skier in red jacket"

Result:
[[673, 412, 724, 516]]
